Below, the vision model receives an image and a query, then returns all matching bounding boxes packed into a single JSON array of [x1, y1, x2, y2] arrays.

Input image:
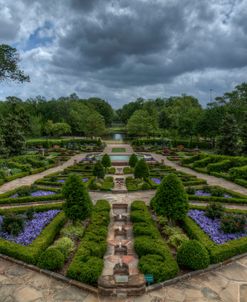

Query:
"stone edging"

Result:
[[146, 251, 247, 293], [2, 250, 247, 297], [0, 253, 98, 296]]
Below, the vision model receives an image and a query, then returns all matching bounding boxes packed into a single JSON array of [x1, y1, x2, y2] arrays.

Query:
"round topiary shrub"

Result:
[[101, 154, 111, 168], [177, 240, 210, 270], [129, 154, 138, 167], [134, 159, 149, 179], [38, 247, 65, 271]]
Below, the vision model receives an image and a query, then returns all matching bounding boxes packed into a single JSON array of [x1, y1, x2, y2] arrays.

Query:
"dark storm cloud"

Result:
[[1, 0, 247, 107], [50, 0, 247, 88]]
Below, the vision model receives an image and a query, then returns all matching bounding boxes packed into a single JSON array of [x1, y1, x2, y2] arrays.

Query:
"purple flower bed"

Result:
[[151, 177, 161, 185], [31, 190, 56, 197], [188, 209, 246, 244], [82, 178, 88, 182], [195, 190, 211, 197], [194, 190, 232, 198], [0, 210, 60, 245], [57, 179, 65, 183]]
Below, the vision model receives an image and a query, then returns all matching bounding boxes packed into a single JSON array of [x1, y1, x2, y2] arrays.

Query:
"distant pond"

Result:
[[103, 133, 126, 141]]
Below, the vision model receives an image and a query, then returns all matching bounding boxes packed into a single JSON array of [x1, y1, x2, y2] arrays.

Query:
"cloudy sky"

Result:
[[0, 0, 247, 108]]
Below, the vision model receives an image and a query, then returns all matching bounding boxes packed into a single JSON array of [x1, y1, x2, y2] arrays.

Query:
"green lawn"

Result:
[[111, 148, 126, 152]]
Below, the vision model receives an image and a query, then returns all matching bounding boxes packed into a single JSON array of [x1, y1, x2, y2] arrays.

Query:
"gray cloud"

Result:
[[0, 0, 247, 108]]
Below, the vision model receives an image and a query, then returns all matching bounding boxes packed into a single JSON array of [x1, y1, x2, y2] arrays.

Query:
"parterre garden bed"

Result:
[[181, 153, 247, 188], [131, 200, 247, 283], [0, 155, 57, 185], [125, 162, 206, 191], [0, 200, 110, 286]]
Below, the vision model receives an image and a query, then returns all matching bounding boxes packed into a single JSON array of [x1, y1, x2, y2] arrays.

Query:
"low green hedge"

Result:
[[0, 212, 66, 264], [67, 200, 110, 285], [0, 193, 62, 205], [188, 195, 247, 204], [0, 203, 63, 215], [131, 200, 178, 282], [229, 165, 247, 180], [182, 216, 247, 263]]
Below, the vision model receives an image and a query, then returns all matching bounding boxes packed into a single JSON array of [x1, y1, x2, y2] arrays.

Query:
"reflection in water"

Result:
[[112, 133, 125, 140]]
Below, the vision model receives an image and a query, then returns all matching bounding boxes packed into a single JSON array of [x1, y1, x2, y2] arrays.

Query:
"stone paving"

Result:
[[1, 255, 247, 301]]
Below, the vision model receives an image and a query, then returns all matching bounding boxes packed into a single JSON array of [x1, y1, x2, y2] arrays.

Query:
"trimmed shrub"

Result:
[[167, 233, 189, 250], [38, 247, 65, 270], [129, 154, 138, 167], [93, 161, 105, 179], [1, 214, 24, 236], [229, 165, 247, 180], [207, 160, 232, 173], [101, 154, 111, 168], [220, 215, 246, 233], [138, 254, 175, 283], [62, 174, 93, 222], [205, 203, 225, 219], [60, 222, 85, 240], [134, 159, 149, 179], [151, 173, 188, 222], [67, 256, 103, 285], [53, 237, 75, 258], [177, 240, 210, 270]]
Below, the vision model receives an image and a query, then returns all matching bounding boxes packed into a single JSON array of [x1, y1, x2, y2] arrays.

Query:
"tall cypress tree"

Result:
[[217, 113, 239, 156]]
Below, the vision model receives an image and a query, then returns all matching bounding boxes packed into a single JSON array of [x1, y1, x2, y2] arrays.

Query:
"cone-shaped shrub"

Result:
[[62, 174, 93, 222], [93, 161, 105, 179], [129, 154, 138, 167], [134, 158, 149, 179], [152, 173, 188, 221], [101, 154, 111, 168]]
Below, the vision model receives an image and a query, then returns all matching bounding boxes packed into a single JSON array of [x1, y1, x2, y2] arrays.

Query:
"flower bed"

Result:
[[188, 210, 246, 244], [0, 210, 60, 245]]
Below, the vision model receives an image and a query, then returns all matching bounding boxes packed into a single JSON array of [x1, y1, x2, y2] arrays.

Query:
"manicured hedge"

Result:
[[229, 165, 247, 180], [0, 193, 62, 205], [66, 200, 110, 285], [182, 215, 247, 263], [131, 200, 178, 282], [0, 203, 63, 215], [0, 212, 66, 264]]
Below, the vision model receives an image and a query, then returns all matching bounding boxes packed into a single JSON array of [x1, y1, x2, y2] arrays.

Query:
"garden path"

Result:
[[152, 153, 247, 195], [0, 153, 86, 194], [1, 255, 247, 301]]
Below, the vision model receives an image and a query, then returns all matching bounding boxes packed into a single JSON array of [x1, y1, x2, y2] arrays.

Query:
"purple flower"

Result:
[[31, 190, 56, 197], [10, 193, 19, 198], [82, 178, 88, 182], [0, 210, 60, 246], [188, 210, 246, 244], [195, 190, 211, 197], [223, 193, 232, 199], [151, 177, 161, 185], [57, 179, 65, 183]]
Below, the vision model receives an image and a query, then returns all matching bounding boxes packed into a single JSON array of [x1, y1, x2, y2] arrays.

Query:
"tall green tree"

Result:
[[217, 114, 239, 155], [134, 159, 149, 179], [151, 173, 188, 223], [1, 114, 25, 155], [0, 44, 29, 82], [62, 174, 93, 222], [127, 109, 158, 136], [129, 154, 138, 168], [93, 161, 105, 179]]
